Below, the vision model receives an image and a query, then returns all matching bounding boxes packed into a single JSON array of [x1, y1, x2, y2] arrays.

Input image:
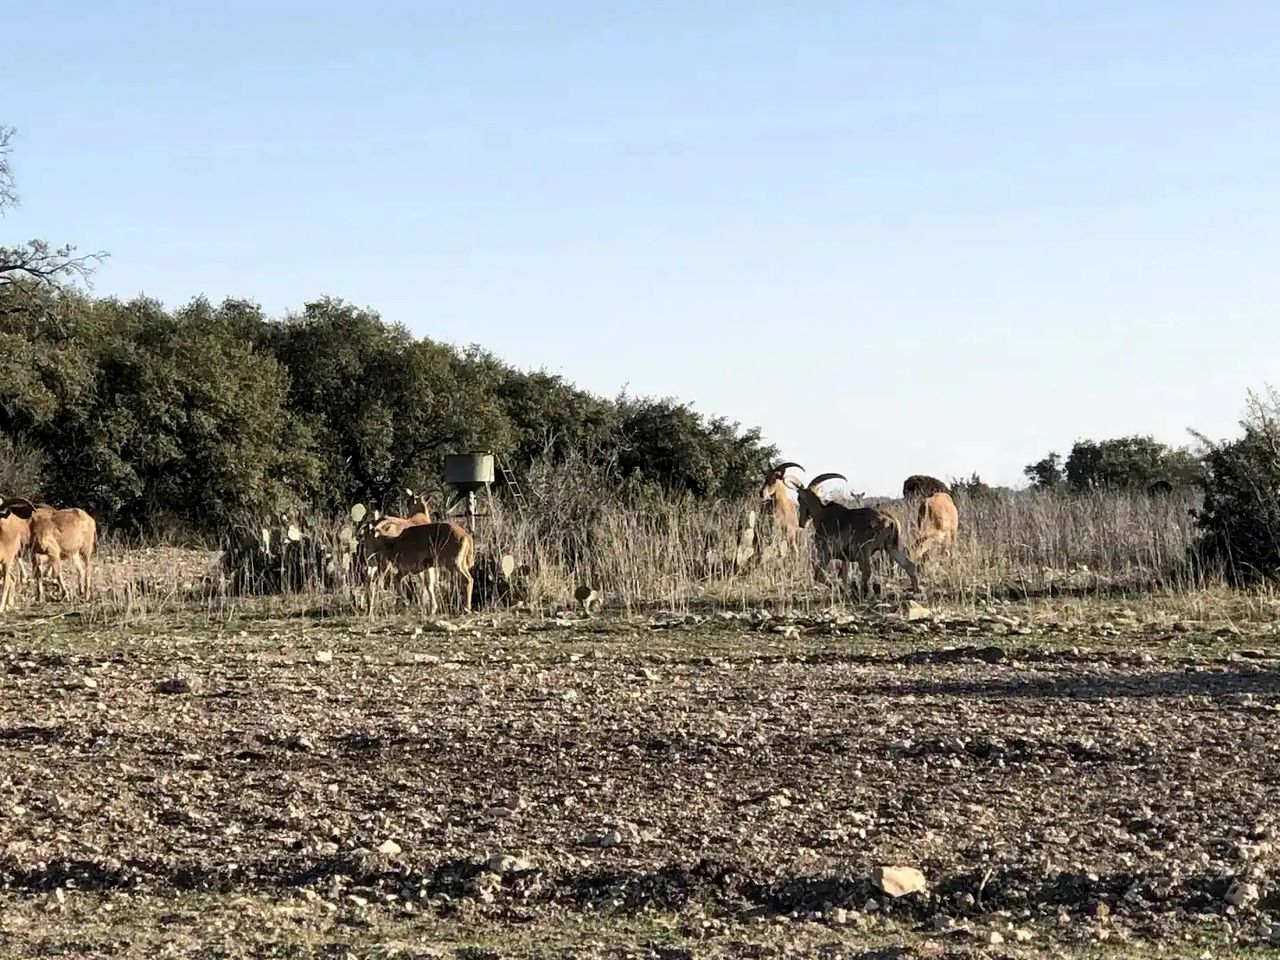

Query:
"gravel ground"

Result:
[[0, 604, 1277, 958]]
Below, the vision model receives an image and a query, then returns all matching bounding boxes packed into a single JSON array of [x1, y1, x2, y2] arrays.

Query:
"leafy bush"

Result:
[[1194, 390, 1280, 583]]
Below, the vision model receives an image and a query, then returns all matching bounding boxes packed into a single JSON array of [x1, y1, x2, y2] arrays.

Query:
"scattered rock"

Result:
[[872, 866, 926, 897], [422, 620, 460, 634], [154, 676, 195, 695], [486, 853, 531, 875], [985, 931, 1004, 945], [595, 828, 624, 848], [903, 601, 932, 621], [377, 839, 402, 856], [1225, 880, 1259, 907], [314, 650, 333, 664]]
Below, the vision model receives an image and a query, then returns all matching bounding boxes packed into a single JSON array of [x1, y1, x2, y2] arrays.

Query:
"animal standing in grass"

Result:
[[759, 462, 806, 542], [0, 497, 34, 611], [796, 473, 919, 594], [0, 498, 96, 602], [914, 491, 959, 564], [363, 519, 475, 615]]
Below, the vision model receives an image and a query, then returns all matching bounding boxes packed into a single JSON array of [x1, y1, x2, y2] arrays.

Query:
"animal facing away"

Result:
[[795, 473, 919, 594], [914, 491, 959, 564], [0, 498, 34, 612], [364, 519, 474, 615], [759, 462, 805, 540], [0, 498, 96, 602], [902, 474, 949, 500]]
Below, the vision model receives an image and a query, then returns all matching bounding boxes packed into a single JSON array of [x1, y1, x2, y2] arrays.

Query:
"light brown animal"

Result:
[[0, 498, 96, 602], [795, 473, 919, 594], [914, 491, 959, 565], [0, 498, 34, 612], [30, 502, 97, 601], [759, 462, 805, 541], [364, 519, 474, 615], [370, 497, 433, 538]]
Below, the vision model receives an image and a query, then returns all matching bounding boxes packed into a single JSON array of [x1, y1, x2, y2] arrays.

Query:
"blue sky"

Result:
[[4, 2, 1279, 493]]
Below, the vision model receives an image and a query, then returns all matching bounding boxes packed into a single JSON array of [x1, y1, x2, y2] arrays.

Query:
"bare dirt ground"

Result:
[[0, 599, 1278, 958]]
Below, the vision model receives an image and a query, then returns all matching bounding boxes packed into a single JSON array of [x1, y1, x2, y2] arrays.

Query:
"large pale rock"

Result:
[[872, 865, 927, 897]]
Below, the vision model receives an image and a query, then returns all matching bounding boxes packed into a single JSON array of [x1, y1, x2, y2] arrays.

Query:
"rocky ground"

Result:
[[0, 601, 1277, 958]]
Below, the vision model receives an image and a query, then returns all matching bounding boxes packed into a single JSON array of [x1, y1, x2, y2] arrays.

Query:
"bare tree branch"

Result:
[[0, 126, 108, 290], [0, 240, 108, 288], [0, 126, 16, 211]]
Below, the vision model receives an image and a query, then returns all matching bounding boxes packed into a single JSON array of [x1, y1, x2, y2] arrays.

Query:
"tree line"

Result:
[[0, 287, 777, 532]]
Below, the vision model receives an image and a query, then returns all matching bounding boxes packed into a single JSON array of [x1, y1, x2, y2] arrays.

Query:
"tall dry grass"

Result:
[[69, 459, 1221, 622]]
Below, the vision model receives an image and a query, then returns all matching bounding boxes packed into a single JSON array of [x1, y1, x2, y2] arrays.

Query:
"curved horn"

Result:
[[807, 472, 847, 490], [770, 461, 805, 477], [0, 497, 37, 519]]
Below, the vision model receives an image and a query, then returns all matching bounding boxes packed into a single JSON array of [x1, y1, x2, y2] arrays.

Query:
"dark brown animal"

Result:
[[903, 474, 948, 500], [796, 473, 919, 594]]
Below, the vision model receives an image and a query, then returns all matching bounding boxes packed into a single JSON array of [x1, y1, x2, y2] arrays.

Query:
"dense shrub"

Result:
[[1194, 390, 1280, 583]]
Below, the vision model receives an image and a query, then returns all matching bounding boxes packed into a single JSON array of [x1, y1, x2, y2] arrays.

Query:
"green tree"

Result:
[[478, 359, 623, 468], [1023, 452, 1064, 489], [0, 288, 314, 529], [260, 299, 511, 508], [951, 473, 999, 499], [1061, 436, 1202, 492], [616, 398, 776, 499]]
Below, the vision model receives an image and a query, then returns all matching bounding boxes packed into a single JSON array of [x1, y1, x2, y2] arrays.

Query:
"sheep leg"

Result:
[[856, 549, 873, 596], [0, 563, 10, 612], [35, 556, 48, 603], [425, 566, 440, 617], [367, 560, 393, 614], [72, 555, 89, 599], [889, 546, 921, 592], [914, 534, 935, 567], [456, 562, 473, 612]]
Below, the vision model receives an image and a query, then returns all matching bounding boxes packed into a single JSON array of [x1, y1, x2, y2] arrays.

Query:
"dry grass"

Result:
[[14, 462, 1258, 628]]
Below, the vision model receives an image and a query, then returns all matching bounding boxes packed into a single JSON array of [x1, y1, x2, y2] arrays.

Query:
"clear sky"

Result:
[[4, 2, 1279, 494]]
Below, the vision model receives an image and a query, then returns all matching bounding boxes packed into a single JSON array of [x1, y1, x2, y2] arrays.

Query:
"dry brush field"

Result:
[[1, 489, 1278, 959]]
